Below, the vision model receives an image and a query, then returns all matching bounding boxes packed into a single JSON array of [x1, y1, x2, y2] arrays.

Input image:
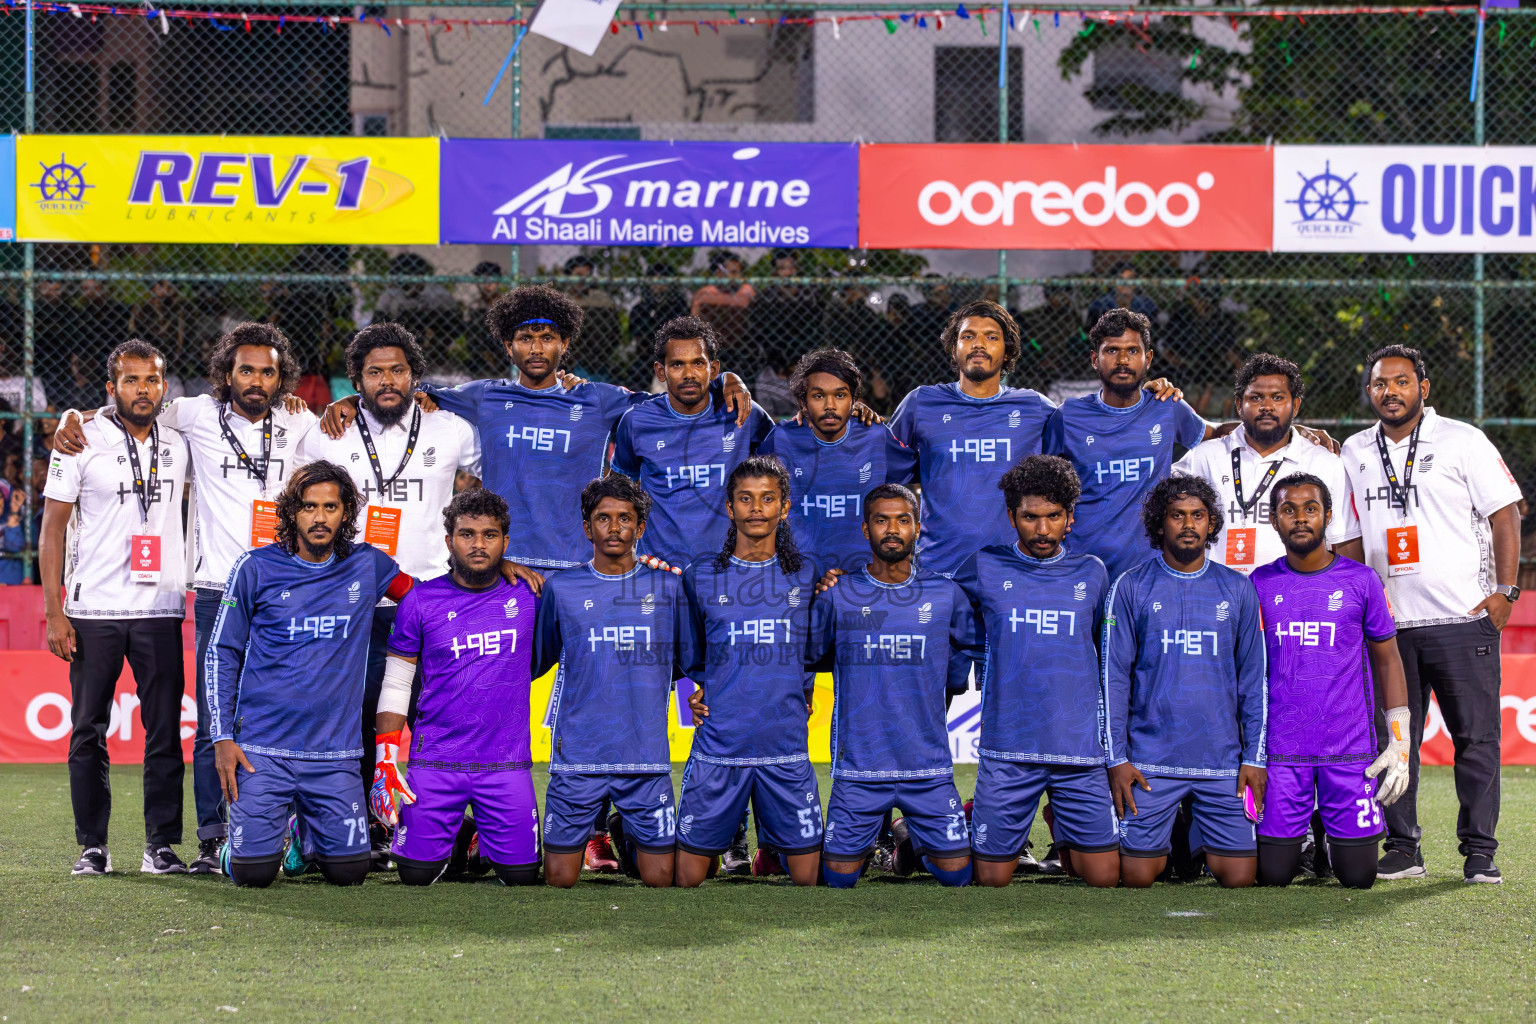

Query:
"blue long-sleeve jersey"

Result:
[[610, 394, 774, 568], [425, 378, 648, 568], [208, 543, 402, 759], [532, 563, 695, 774], [757, 419, 918, 572], [1043, 392, 1207, 579], [1102, 556, 1267, 777], [806, 568, 981, 780], [889, 382, 1055, 574], [952, 544, 1110, 765], [682, 555, 820, 765]]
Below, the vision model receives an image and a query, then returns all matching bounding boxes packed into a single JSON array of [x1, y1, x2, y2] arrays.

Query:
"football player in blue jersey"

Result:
[[808, 484, 982, 888], [210, 461, 416, 887], [532, 475, 694, 888], [611, 316, 775, 568], [674, 456, 823, 887], [1103, 475, 1268, 888], [1044, 310, 1211, 581], [951, 456, 1120, 888], [759, 349, 917, 572]]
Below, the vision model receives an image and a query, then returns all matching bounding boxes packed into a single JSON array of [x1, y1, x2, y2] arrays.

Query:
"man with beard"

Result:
[[210, 461, 415, 887], [891, 301, 1180, 575], [1174, 354, 1353, 576], [372, 489, 543, 888], [41, 341, 191, 876], [1044, 310, 1211, 580], [1251, 474, 1411, 889], [808, 484, 982, 888], [758, 349, 917, 573], [52, 322, 317, 874], [1104, 476, 1267, 888], [295, 322, 482, 848], [1335, 346, 1522, 884]]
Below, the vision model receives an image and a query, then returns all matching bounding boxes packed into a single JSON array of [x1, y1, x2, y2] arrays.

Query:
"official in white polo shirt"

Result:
[[294, 321, 481, 858], [1175, 353, 1354, 574], [40, 340, 191, 877], [54, 322, 317, 875], [1336, 345, 1521, 885]]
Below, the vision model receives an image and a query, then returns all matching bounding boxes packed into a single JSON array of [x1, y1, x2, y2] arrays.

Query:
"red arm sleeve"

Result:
[[384, 571, 414, 603]]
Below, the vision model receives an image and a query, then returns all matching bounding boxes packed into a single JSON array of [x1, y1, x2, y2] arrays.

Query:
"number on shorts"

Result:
[[945, 813, 966, 842], [796, 806, 821, 839], [652, 805, 677, 838], [1355, 798, 1381, 830]]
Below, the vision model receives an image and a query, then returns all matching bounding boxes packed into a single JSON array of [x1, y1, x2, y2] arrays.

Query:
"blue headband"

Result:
[[517, 318, 557, 328]]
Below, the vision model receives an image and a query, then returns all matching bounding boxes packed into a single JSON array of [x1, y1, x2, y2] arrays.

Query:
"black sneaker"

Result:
[[72, 846, 111, 876], [369, 821, 395, 872], [142, 845, 189, 875], [606, 812, 642, 880], [1036, 843, 1064, 876], [1464, 853, 1503, 884], [870, 828, 896, 873], [187, 839, 222, 875], [721, 822, 752, 876], [1377, 847, 1428, 880], [889, 817, 918, 877]]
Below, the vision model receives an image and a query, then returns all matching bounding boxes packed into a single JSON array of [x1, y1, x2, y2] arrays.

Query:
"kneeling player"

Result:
[[531, 476, 692, 888], [371, 489, 542, 886], [808, 485, 981, 887], [1105, 476, 1267, 888], [1251, 474, 1409, 888], [211, 462, 414, 887], [952, 456, 1120, 887], [675, 457, 823, 887]]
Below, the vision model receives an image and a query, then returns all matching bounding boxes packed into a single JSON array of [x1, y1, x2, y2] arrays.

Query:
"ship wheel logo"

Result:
[[1285, 160, 1365, 225], [31, 154, 94, 207]]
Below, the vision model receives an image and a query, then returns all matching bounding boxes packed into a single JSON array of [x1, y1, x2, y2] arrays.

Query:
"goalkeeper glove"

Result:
[[369, 730, 416, 825], [1365, 706, 1411, 807]]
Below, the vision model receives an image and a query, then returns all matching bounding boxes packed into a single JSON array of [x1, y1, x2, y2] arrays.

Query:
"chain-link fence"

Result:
[[0, 2, 1533, 579]]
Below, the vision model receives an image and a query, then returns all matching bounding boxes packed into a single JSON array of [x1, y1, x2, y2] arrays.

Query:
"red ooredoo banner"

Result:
[[858, 144, 1274, 251]]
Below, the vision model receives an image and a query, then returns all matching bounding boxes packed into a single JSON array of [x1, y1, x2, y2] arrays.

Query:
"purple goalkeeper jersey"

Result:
[[1250, 554, 1397, 765], [387, 575, 539, 767]]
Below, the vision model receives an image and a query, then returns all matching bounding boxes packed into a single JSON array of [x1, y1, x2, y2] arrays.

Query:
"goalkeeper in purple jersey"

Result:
[[371, 489, 542, 887], [1251, 474, 1410, 889]]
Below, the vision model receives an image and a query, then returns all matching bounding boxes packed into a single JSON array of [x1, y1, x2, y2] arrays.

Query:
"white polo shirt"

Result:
[[155, 394, 318, 591], [1174, 425, 1356, 575], [293, 404, 481, 581], [44, 414, 189, 618], [1340, 406, 1522, 628]]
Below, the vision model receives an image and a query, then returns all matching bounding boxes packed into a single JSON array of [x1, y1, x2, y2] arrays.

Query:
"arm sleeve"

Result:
[[421, 380, 484, 425], [1336, 460, 1364, 543], [1041, 409, 1066, 456], [680, 566, 708, 681], [748, 405, 773, 452], [756, 426, 780, 459], [609, 410, 642, 478], [455, 413, 483, 477], [671, 579, 697, 683], [2, 522, 25, 553], [946, 582, 984, 694], [888, 390, 919, 449], [155, 395, 192, 432], [1101, 572, 1137, 767], [805, 591, 836, 674], [1235, 585, 1269, 767], [1172, 446, 1201, 478], [1174, 400, 1209, 448], [884, 428, 918, 485], [1324, 460, 1358, 545], [1363, 576, 1398, 641], [208, 555, 257, 743], [529, 578, 563, 679], [42, 449, 83, 504], [1464, 429, 1524, 518], [387, 589, 424, 657], [371, 548, 406, 602]]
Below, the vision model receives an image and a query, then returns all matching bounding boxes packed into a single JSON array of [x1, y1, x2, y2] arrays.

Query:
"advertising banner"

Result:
[[16, 135, 438, 244], [439, 140, 858, 248], [858, 144, 1273, 251], [1274, 146, 1536, 252]]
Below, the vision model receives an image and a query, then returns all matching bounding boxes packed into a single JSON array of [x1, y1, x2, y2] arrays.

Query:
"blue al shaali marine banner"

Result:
[[0, 135, 14, 241], [438, 139, 859, 248]]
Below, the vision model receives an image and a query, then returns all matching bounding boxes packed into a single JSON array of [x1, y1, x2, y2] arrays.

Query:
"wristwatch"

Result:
[[1494, 584, 1521, 603]]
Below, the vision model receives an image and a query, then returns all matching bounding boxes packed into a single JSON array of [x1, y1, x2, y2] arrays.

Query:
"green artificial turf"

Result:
[[0, 764, 1532, 1022]]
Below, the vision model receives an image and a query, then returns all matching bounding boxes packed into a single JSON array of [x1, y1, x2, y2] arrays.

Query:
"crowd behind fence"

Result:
[[1, 2, 1535, 582]]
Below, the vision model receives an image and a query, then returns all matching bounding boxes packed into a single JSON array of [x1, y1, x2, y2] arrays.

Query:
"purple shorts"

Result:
[[1258, 762, 1384, 843], [392, 767, 540, 868]]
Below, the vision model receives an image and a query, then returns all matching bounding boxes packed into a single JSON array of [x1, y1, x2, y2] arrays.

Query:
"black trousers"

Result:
[[1384, 617, 1503, 859], [68, 616, 186, 848]]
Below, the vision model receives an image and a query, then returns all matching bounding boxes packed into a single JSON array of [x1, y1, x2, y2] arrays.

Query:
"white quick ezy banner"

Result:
[[1274, 145, 1536, 253]]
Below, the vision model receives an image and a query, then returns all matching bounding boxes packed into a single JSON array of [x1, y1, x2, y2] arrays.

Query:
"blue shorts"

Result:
[[970, 758, 1119, 860], [676, 758, 823, 857], [544, 773, 677, 855], [1118, 773, 1257, 859], [226, 753, 369, 864], [823, 776, 969, 860]]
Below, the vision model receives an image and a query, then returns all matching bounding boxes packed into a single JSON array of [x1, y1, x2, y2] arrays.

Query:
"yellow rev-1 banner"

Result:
[[17, 135, 438, 244]]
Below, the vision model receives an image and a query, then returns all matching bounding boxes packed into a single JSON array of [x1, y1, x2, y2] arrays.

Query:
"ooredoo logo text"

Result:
[[916, 166, 1216, 230]]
